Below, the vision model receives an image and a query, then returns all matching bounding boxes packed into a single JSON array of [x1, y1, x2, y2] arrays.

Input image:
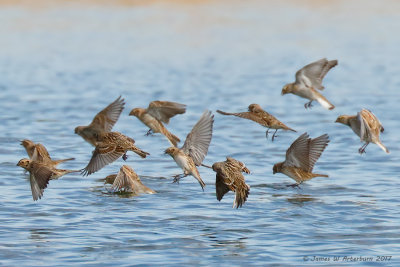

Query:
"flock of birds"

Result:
[[17, 58, 389, 208]]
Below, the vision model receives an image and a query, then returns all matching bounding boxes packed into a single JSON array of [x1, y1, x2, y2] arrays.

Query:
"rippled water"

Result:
[[1, 0, 400, 265]]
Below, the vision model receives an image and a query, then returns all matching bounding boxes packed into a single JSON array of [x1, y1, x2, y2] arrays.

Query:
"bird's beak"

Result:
[[128, 110, 134, 116], [334, 118, 339, 123]]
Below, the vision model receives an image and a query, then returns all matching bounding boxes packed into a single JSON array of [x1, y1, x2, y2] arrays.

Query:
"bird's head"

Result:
[[20, 140, 35, 154], [272, 162, 283, 174], [20, 139, 34, 148], [211, 162, 222, 172], [164, 147, 179, 156], [104, 174, 117, 185], [281, 83, 293, 95], [248, 103, 262, 112], [74, 126, 84, 135], [335, 115, 350, 125], [17, 158, 31, 169], [129, 108, 144, 117]]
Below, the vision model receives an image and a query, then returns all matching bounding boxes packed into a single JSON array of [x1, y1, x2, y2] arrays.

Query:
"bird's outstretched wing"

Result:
[[214, 162, 231, 201], [81, 143, 124, 176], [111, 165, 138, 192], [147, 101, 186, 124], [359, 109, 383, 141], [285, 133, 329, 172], [182, 110, 214, 166], [90, 96, 125, 132], [29, 162, 53, 201], [217, 110, 271, 126], [295, 58, 338, 90], [31, 143, 52, 163]]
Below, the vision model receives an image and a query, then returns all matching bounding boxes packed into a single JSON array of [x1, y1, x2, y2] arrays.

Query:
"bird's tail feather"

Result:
[[65, 170, 81, 175], [285, 126, 297, 132], [50, 169, 80, 180], [201, 163, 212, 169], [134, 149, 150, 158], [194, 175, 206, 191], [164, 130, 180, 147], [53, 158, 75, 165], [313, 173, 329, 178], [216, 110, 235, 116], [376, 142, 389, 154], [315, 95, 335, 110], [233, 184, 250, 209]]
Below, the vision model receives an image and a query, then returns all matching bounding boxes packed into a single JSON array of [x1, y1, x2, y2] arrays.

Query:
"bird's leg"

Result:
[[359, 143, 367, 154], [286, 183, 300, 188], [265, 129, 269, 139], [304, 101, 313, 109], [359, 143, 369, 154], [173, 174, 185, 184], [145, 129, 153, 136], [271, 129, 278, 141], [122, 153, 128, 161]]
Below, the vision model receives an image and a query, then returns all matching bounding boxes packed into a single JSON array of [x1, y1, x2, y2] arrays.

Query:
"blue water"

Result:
[[1, 1, 399, 266]]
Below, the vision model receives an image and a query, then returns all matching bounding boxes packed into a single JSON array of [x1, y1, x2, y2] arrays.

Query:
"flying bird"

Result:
[[164, 110, 214, 190], [217, 103, 296, 141], [20, 139, 74, 168], [281, 58, 337, 110], [212, 157, 250, 208], [105, 165, 155, 195], [81, 132, 150, 176], [273, 133, 329, 186], [129, 100, 186, 147], [75, 96, 125, 146], [17, 158, 79, 201], [335, 109, 389, 154]]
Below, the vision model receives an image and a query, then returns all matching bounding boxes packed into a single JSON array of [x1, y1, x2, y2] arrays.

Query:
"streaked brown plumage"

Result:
[[217, 103, 296, 140], [105, 165, 155, 195], [75, 96, 125, 146], [335, 109, 388, 154], [129, 101, 186, 147], [20, 139, 74, 168], [164, 110, 214, 190], [273, 133, 329, 186], [17, 158, 79, 201], [81, 132, 150, 176], [282, 58, 337, 110], [212, 157, 250, 208]]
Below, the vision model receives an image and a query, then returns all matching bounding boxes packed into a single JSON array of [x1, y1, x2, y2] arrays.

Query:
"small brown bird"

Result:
[[164, 110, 214, 190], [20, 139, 74, 168], [273, 133, 329, 186], [212, 157, 250, 208], [335, 109, 389, 154], [282, 58, 337, 110], [129, 101, 186, 147], [217, 103, 296, 141], [81, 132, 149, 176], [105, 165, 155, 195], [75, 96, 125, 146], [17, 159, 79, 201]]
